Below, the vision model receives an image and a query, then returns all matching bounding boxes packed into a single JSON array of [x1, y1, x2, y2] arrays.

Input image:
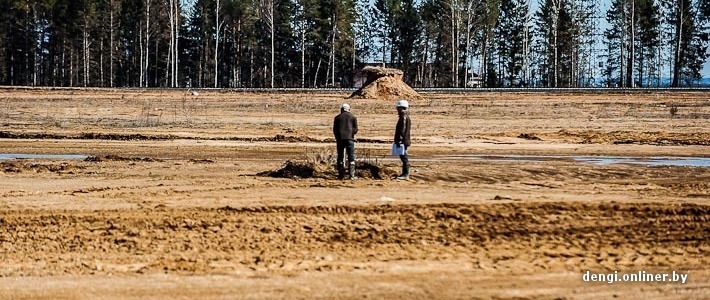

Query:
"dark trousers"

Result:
[[336, 139, 355, 167], [399, 146, 409, 166]]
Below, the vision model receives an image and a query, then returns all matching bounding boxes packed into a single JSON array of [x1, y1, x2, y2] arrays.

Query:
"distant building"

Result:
[[467, 74, 483, 88]]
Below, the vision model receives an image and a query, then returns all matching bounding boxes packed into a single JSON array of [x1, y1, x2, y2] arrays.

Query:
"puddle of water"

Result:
[[2, 153, 707, 167], [423, 155, 710, 167], [580, 156, 710, 167], [0, 154, 89, 160]]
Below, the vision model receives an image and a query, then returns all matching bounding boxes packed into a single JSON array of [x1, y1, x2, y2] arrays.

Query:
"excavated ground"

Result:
[[0, 88, 708, 299]]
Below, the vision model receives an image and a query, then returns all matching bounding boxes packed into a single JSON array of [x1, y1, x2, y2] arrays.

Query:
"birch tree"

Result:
[[260, 0, 274, 87], [214, 0, 222, 87], [144, 0, 150, 87]]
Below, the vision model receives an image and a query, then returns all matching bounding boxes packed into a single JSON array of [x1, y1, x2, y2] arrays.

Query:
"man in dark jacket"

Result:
[[333, 103, 358, 180], [394, 99, 411, 180]]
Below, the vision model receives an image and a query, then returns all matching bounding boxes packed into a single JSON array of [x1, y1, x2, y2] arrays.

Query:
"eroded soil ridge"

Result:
[[1, 202, 707, 276]]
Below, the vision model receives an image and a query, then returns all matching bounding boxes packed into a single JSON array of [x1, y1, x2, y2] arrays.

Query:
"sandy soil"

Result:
[[0, 87, 708, 299]]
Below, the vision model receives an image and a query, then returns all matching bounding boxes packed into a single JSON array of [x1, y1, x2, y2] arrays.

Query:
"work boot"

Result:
[[348, 162, 357, 180], [396, 164, 410, 180], [337, 163, 345, 180]]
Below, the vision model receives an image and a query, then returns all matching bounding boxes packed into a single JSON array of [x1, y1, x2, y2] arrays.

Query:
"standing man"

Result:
[[394, 99, 411, 180], [333, 103, 358, 180]]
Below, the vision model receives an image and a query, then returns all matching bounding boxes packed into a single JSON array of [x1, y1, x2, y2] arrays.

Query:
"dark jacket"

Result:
[[333, 111, 358, 141], [394, 110, 411, 147]]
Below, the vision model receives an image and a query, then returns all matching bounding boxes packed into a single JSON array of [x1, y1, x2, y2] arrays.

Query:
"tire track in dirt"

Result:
[[0, 131, 392, 144], [1, 202, 707, 276], [549, 130, 710, 146]]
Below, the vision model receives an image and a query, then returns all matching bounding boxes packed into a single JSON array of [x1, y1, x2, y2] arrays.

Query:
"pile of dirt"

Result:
[[517, 133, 542, 141], [260, 161, 324, 179], [260, 160, 397, 180], [354, 161, 399, 179], [85, 155, 161, 162], [0, 161, 83, 174], [349, 67, 422, 101], [0, 131, 177, 141]]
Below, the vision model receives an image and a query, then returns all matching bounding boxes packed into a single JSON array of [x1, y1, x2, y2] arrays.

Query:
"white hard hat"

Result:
[[341, 103, 351, 111], [396, 99, 409, 108]]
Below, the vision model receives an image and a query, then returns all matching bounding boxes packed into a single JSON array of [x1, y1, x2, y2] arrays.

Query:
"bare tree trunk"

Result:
[[657, 38, 662, 87], [259, 0, 274, 87], [167, 0, 179, 87], [232, 24, 237, 87], [60, 45, 64, 86], [423, 26, 429, 87], [110, 0, 114, 87], [167, 0, 174, 87], [330, 10, 336, 87], [237, 19, 242, 87], [523, 0, 531, 86], [155, 37, 159, 86], [249, 49, 253, 87], [453, 5, 457, 86], [83, 17, 89, 87], [145, 0, 150, 87], [455, 1, 460, 87], [198, 36, 204, 86], [352, 30, 356, 86], [100, 38, 104, 86], [481, 30, 487, 87], [314, 58, 321, 87], [174, 0, 179, 87], [668, 27, 673, 86], [271, 16, 274, 88], [672, 0, 683, 87], [215, 0, 220, 87], [620, 2, 626, 87], [165, 44, 171, 87], [60, 43, 64, 86], [552, 0, 560, 87], [32, 6, 38, 86], [381, 34, 386, 66], [629, 0, 635, 87], [464, 0, 472, 88], [639, 46, 644, 87], [301, 17, 305, 88], [325, 55, 330, 87], [70, 46, 74, 87], [139, 26, 144, 87]]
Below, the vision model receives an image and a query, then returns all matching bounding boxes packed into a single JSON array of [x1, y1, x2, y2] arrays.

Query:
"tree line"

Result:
[[0, 0, 708, 88]]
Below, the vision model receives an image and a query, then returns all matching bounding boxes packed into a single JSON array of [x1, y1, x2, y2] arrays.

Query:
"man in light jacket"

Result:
[[394, 99, 411, 180]]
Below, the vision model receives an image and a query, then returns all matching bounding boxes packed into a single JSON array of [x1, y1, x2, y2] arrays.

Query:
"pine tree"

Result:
[[496, 0, 529, 86], [419, 0, 453, 87], [480, 0, 500, 87], [604, 0, 627, 87], [636, 0, 661, 87], [371, 0, 399, 65], [666, 0, 709, 86], [395, 0, 420, 81]]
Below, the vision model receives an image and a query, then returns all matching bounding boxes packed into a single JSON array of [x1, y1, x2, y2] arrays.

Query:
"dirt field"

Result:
[[0, 87, 708, 299]]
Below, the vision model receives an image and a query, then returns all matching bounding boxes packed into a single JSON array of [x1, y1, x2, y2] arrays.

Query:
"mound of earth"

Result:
[[0, 161, 83, 174], [354, 161, 399, 179], [260, 160, 397, 180], [260, 161, 323, 179], [349, 67, 422, 101], [85, 155, 160, 162]]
